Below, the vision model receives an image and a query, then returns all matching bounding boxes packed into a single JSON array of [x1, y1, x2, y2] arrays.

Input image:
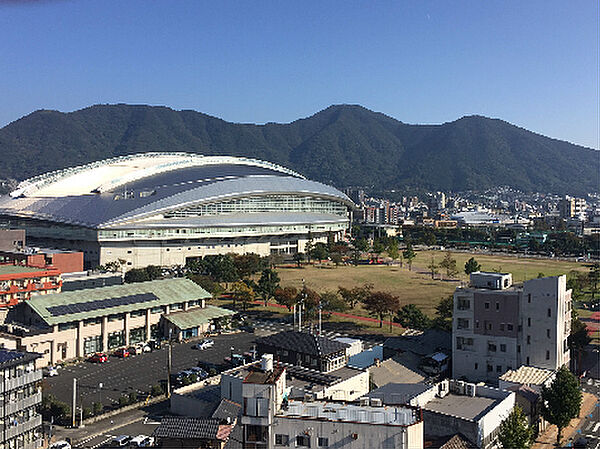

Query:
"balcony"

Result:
[[5, 370, 43, 391], [3, 392, 42, 417], [5, 414, 42, 440]]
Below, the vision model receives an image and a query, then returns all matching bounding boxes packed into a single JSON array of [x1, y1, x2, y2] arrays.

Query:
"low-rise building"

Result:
[[255, 331, 349, 373], [0, 264, 62, 309], [0, 278, 231, 367], [0, 349, 43, 449], [61, 270, 123, 292], [0, 248, 83, 274]]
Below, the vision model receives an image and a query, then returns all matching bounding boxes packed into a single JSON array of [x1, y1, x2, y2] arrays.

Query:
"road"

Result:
[[576, 376, 600, 449]]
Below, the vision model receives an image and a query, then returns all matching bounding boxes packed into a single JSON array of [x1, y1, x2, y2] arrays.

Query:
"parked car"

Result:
[[129, 435, 149, 447], [43, 365, 59, 377], [195, 339, 214, 350], [112, 435, 130, 447], [239, 324, 255, 333], [189, 367, 208, 379], [113, 348, 130, 358], [88, 353, 108, 363], [49, 441, 71, 449], [127, 346, 138, 356], [139, 436, 155, 447]]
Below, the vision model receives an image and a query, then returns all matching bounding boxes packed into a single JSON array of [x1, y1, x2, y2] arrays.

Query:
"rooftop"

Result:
[[0, 349, 40, 369], [0, 264, 55, 276], [153, 416, 233, 441], [278, 399, 421, 426], [384, 329, 451, 356], [367, 383, 430, 405], [423, 394, 497, 421], [27, 278, 211, 326], [163, 306, 235, 330], [499, 365, 555, 387], [256, 330, 349, 357]]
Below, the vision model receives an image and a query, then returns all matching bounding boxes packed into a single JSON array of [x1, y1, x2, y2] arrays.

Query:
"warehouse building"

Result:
[[0, 153, 354, 269]]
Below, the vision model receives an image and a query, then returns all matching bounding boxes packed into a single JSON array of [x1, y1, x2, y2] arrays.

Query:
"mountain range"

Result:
[[0, 104, 597, 195]]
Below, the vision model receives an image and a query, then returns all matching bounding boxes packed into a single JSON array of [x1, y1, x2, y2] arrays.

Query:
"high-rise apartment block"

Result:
[[453, 272, 571, 383]]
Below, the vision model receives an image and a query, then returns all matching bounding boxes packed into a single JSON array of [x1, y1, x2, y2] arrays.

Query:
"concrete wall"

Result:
[[322, 370, 369, 401], [0, 230, 25, 251], [273, 417, 423, 449]]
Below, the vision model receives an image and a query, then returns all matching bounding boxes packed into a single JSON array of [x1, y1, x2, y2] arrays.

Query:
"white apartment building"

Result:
[[453, 272, 571, 383]]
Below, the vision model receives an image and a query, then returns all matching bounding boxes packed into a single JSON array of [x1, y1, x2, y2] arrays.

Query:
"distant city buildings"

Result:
[[452, 272, 571, 383]]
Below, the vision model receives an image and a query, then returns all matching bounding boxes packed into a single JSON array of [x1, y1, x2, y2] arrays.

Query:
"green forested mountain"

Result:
[[0, 104, 597, 194]]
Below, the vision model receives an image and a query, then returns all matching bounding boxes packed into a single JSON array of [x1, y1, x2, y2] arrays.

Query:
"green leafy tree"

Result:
[[274, 286, 298, 311], [331, 252, 343, 266], [124, 268, 151, 283], [319, 291, 348, 314], [439, 252, 458, 279], [402, 244, 416, 271], [92, 401, 103, 416], [433, 294, 453, 331], [464, 257, 481, 275], [231, 281, 256, 311], [396, 304, 430, 330], [569, 310, 592, 374], [257, 268, 280, 306], [363, 291, 400, 328], [202, 255, 239, 285], [311, 242, 329, 262], [293, 252, 305, 267], [387, 239, 400, 262], [372, 240, 386, 260], [498, 405, 534, 449], [145, 265, 162, 280], [589, 262, 600, 301], [540, 366, 582, 445], [233, 253, 265, 279], [427, 257, 439, 280], [187, 274, 224, 299]]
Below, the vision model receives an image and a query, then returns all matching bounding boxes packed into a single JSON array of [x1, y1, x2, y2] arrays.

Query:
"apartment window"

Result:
[[488, 343, 497, 352], [318, 438, 329, 447], [507, 323, 514, 331], [487, 364, 493, 372], [275, 434, 289, 446], [526, 356, 530, 365], [487, 322, 492, 331], [546, 350, 550, 360], [517, 345, 521, 353], [546, 329, 551, 338], [485, 302, 490, 310], [457, 318, 469, 329], [475, 320, 480, 328], [296, 435, 310, 447], [547, 308, 551, 317], [475, 363, 478, 370], [496, 302, 500, 311], [528, 293, 531, 303], [528, 317, 531, 327], [527, 335, 531, 344], [500, 344, 506, 352], [496, 365, 502, 373], [150, 307, 162, 314], [458, 298, 470, 310]]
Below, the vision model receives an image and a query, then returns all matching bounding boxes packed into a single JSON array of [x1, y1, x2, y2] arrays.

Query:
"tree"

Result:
[[439, 252, 458, 279], [202, 255, 239, 285], [372, 240, 386, 260], [387, 239, 400, 262], [267, 253, 284, 269], [464, 257, 481, 275], [396, 304, 430, 330], [293, 252, 305, 267], [92, 401, 103, 416], [233, 253, 265, 279], [231, 281, 256, 311], [402, 244, 416, 271], [498, 405, 534, 449], [540, 365, 582, 445], [355, 238, 369, 253], [257, 269, 280, 306], [331, 252, 343, 266], [427, 257, 439, 280], [145, 265, 162, 280], [589, 262, 600, 301], [338, 283, 373, 309], [274, 286, 298, 311], [124, 268, 150, 283], [433, 294, 453, 331], [319, 291, 348, 314], [363, 291, 400, 328], [187, 274, 224, 299], [311, 242, 329, 262], [569, 310, 592, 374]]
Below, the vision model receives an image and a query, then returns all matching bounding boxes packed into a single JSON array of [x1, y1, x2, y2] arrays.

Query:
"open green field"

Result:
[[276, 250, 588, 318]]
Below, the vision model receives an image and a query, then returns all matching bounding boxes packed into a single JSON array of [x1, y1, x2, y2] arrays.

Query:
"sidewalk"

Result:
[[532, 392, 598, 448]]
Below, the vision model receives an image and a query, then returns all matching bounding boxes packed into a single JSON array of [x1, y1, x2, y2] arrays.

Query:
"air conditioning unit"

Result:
[[370, 398, 382, 407], [359, 397, 369, 407], [465, 383, 476, 397]]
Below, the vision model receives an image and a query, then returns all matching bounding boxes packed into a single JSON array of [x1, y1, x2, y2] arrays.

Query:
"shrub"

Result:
[[128, 391, 138, 404], [151, 384, 163, 396], [93, 401, 103, 415], [83, 407, 93, 419], [118, 395, 129, 408]]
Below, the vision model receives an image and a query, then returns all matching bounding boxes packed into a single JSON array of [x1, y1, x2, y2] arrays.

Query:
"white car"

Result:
[[129, 435, 148, 447], [195, 339, 214, 350], [49, 441, 71, 449], [43, 366, 59, 377], [139, 436, 155, 447]]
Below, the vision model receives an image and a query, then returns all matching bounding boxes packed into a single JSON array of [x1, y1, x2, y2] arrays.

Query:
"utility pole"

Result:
[[318, 305, 322, 335], [71, 378, 77, 428], [166, 329, 172, 398], [293, 304, 297, 331]]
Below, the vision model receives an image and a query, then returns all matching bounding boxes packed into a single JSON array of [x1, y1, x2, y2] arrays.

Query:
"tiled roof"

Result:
[[153, 416, 232, 441], [438, 434, 477, 449], [211, 399, 241, 421], [256, 331, 349, 356], [499, 365, 554, 386]]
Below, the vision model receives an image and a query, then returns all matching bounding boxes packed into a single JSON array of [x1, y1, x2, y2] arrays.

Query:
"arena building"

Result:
[[0, 153, 354, 269]]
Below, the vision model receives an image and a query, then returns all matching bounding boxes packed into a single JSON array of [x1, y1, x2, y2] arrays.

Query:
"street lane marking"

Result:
[[593, 422, 600, 433]]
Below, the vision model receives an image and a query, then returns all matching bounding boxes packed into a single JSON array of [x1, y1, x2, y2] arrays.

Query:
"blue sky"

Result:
[[0, 0, 598, 148]]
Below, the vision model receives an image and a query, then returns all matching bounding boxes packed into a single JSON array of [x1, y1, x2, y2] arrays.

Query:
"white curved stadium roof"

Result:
[[0, 153, 353, 229]]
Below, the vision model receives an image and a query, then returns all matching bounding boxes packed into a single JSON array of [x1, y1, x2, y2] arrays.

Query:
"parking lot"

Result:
[[44, 331, 256, 409]]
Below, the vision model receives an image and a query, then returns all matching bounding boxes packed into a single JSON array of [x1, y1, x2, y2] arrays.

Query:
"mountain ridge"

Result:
[[0, 104, 597, 195]]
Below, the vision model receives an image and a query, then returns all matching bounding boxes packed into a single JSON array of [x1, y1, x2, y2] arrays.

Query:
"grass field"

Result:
[[275, 250, 589, 318]]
